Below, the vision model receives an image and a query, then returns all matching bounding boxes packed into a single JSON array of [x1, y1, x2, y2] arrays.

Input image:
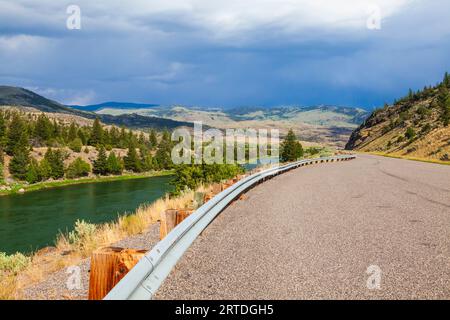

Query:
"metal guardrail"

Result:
[[104, 154, 356, 300]]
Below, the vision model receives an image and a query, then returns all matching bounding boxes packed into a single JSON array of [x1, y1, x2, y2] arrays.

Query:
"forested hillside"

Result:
[[0, 110, 174, 186]]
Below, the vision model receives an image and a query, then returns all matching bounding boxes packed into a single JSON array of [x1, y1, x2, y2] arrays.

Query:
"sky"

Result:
[[0, 0, 449, 109]]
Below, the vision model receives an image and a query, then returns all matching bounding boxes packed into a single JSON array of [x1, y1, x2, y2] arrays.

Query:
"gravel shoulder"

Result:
[[22, 223, 160, 300]]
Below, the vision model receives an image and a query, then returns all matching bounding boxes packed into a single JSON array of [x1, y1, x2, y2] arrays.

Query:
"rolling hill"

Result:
[[93, 104, 369, 147], [0, 86, 193, 130], [346, 74, 450, 162]]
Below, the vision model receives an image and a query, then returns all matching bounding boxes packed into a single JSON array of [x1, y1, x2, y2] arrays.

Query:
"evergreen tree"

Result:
[[438, 85, 450, 126], [154, 140, 172, 170], [139, 148, 154, 171], [106, 152, 123, 175], [93, 146, 108, 175], [68, 122, 78, 141], [444, 72, 450, 88], [10, 147, 30, 180], [77, 129, 87, 145], [44, 148, 65, 179], [280, 129, 304, 162], [34, 114, 53, 142], [149, 129, 157, 149], [66, 157, 91, 179], [68, 138, 83, 152], [0, 111, 6, 147], [52, 120, 61, 139], [6, 113, 27, 155], [124, 142, 141, 172], [26, 158, 41, 184], [138, 132, 146, 147], [119, 127, 127, 148], [89, 118, 104, 146], [109, 127, 120, 147], [39, 158, 52, 181]]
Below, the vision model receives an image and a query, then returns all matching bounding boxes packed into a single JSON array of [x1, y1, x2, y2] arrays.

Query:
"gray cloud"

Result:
[[0, 0, 449, 108]]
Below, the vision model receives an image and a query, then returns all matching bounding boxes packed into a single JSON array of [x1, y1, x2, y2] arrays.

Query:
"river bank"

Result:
[[0, 170, 174, 196], [0, 184, 212, 299]]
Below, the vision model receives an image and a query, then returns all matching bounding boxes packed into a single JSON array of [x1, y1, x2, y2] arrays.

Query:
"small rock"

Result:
[[18, 188, 25, 193]]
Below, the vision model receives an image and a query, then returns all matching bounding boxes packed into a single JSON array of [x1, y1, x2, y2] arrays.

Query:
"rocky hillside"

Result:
[[346, 73, 450, 162]]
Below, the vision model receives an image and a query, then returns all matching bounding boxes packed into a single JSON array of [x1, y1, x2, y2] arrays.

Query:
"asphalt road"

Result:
[[156, 154, 450, 299]]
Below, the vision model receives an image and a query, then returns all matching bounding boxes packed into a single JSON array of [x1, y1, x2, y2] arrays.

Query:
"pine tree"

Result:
[[9, 147, 30, 180], [34, 114, 53, 142], [124, 142, 141, 172], [280, 129, 304, 162], [93, 146, 108, 175], [154, 140, 172, 170], [68, 122, 78, 141], [26, 158, 41, 184], [65, 157, 91, 179], [39, 158, 52, 181], [44, 148, 65, 179], [438, 85, 450, 126], [6, 113, 28, 155], [444, 72, 450, 88], [0, 111, 6, 147], [106, 151, 123, 175], [149, 129, 157, 149], [89, 118, 103, 146]]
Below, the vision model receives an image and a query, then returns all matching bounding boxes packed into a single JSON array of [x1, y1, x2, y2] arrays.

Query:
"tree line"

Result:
[[0, 112, 173, 184]]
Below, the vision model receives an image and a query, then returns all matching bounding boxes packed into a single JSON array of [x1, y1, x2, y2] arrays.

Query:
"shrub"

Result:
[[106, 152, 123, 175], [66, 157, 91, 179], [405, 127, 416, 140], [68, 138, 83, 153], [26, 158, 41, 184], [67, 220, 97, 254], [0, 252, 31, 274]]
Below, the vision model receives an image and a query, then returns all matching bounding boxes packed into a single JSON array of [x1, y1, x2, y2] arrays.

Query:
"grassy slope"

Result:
[[346, 87, 450, 162]]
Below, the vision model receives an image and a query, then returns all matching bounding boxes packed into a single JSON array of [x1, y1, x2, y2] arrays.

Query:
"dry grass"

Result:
[[1, 184, 214, 300]]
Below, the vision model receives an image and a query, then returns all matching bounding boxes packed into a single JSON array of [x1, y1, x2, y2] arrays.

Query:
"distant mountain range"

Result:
[[0, 86, 193, 130], [93, 102, 370, 147], [0, 85, 371, 147], [70, 101, 159, 112]]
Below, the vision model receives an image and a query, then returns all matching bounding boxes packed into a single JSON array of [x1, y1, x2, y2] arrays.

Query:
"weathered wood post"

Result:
[[176, 209, 194, 225], [160, 209, 178, 240], [88, 247, 146, 300]]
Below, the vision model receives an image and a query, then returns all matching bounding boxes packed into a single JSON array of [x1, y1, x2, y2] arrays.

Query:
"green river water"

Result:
[[0, 175, 173, 254]]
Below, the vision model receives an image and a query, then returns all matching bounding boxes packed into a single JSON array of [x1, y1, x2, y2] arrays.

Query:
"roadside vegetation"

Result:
[[0, 183, 214, 299]]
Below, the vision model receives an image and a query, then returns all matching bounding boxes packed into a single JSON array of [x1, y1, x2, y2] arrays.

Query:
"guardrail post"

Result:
[[88, 247, 146, 300], [160, 209, 177, 239], [176, 209, 194, 225]]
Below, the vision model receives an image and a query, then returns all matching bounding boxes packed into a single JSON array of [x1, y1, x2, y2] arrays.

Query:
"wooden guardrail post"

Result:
[[160, 209, 177, 239], [88, 247, 146, 300], [176, 209, 194, 225]]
